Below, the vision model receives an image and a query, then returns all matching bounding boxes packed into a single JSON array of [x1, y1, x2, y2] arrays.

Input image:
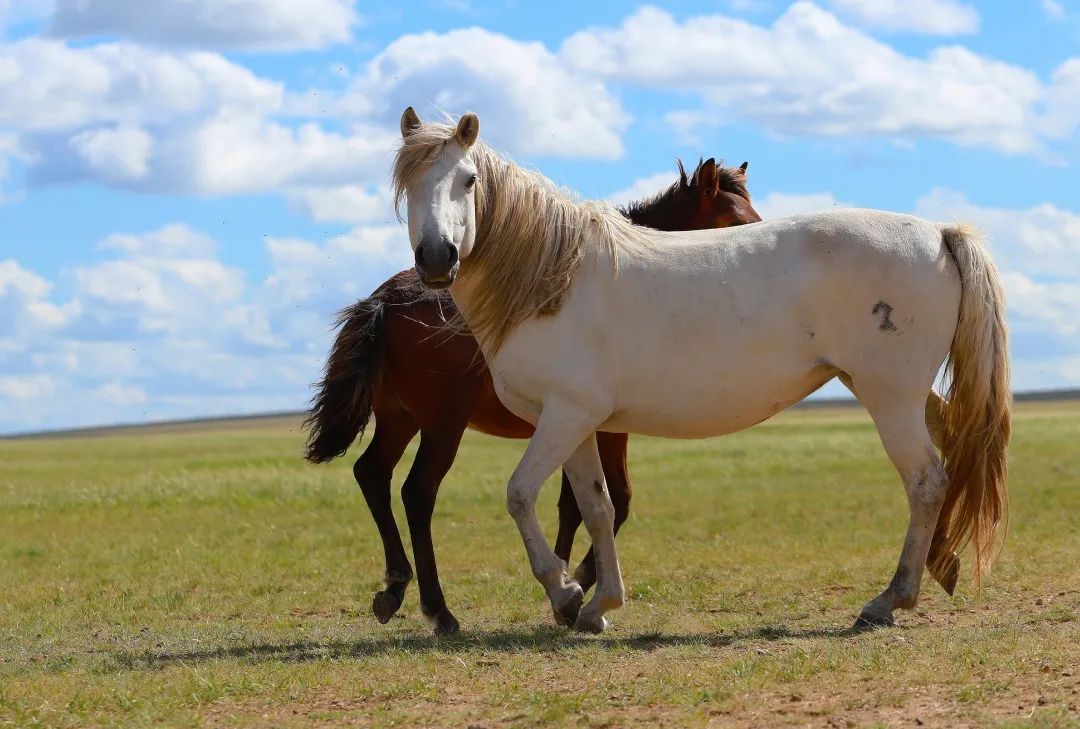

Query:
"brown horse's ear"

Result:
[[455, 112, 480, 149], [400, 106, 421, 138], [696, 157, 719, 196], [739, 161, 749, 175]]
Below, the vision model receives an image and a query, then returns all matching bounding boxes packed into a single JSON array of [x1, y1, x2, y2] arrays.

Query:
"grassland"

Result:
[[1, 402, 1078, 727]]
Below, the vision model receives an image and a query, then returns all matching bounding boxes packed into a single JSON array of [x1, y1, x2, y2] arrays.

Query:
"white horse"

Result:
[[392, 108, 1011, 633]]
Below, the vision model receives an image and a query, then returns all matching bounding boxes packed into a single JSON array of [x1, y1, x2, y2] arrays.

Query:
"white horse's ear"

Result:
[[455, 112, 479, 149], [400, 106, 421, 138]]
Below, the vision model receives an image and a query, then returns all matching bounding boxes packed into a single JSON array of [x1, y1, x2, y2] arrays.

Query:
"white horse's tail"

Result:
[[928, 224, 1011, 590]]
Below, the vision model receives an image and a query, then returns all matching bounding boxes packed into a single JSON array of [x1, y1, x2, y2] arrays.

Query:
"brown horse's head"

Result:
[[622, 158, 762, 231], [687, 158, 762, 229]]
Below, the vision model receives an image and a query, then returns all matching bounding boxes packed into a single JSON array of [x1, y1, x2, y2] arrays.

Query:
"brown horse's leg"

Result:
[[401, 421, 468, 636], [553, 471, 583, 568], [354, 408, 418, 624], [572, 432, 631, 592]]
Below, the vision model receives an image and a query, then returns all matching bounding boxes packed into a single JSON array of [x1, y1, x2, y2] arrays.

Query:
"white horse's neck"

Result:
[[445, 269, 496, 358]]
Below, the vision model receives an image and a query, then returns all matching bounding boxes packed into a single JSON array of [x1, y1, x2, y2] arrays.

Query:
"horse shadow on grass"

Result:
[[117, 623, 863, 671]]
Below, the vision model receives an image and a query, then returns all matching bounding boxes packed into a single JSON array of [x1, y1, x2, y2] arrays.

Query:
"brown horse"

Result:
[[304, 158, 762, 635]]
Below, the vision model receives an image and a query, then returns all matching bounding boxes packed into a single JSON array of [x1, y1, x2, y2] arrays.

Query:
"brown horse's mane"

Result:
[[619, 158, 749, 230], [714, 164, 750, 200]]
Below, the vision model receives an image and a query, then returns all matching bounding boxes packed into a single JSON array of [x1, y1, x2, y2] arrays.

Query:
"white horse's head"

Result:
[[396, 107, 480, 288]]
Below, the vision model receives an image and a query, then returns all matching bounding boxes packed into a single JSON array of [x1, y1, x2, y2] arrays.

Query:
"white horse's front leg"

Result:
[[505, 401, 604, 627], [562, 434, 624, 633]]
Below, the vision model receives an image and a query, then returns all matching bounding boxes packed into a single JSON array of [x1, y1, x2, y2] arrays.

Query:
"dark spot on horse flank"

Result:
[[871, 300, 900, 334], [593, 480, 605, 494]]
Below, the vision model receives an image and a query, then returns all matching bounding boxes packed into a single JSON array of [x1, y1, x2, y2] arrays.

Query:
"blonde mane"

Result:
[[393, 121, 650, 353]]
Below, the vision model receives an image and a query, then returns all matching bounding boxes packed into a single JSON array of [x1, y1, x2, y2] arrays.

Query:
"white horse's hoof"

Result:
[[551, 582, 584, 627], [852, 611, 895, 630], [574, 611, 607, 634]]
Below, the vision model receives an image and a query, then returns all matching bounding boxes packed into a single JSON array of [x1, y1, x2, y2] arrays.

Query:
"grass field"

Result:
[[2, 402, 1079, 727]]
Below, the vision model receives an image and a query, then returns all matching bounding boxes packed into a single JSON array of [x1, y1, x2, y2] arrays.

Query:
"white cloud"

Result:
[[0, 374, 54, 400], [66, 224, 271, 353], [48, 0, 358, 51], [915, 188, 1080, 343], [287, 184, 393, 225], [0, 39, 281, 134], [351, 27, 628, 159], [0, 39, 399, 195], [606, 171, 677, 207], [754, 191, 851, 219], [914, 188, 1080, 278], [1041, 0, 1066, 20], [99, 223, 218, 259], [74, 257, 240, 332], [93, 381, 147, 405], [0, 260, 71, 340], [1000, 273, 1080, 339], [1042, 58, 1080, 140], [160, 113, 394, 195], [69, 125, 152, 181], [262, 224, 412, 324], [0, 131, 20, 202], [824, 0, 979, 34], [1013, 355, 1080, 391], [0, 221, 419, 433], [562, 3, 1045, 154]]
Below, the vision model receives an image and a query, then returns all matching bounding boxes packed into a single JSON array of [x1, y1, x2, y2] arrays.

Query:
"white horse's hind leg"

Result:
[[837, 372, 946, 451], [839, 371, 958, 594], [504, 401, 605, 627], [562, 435, 624, 633], [855, 388, 949, 628]]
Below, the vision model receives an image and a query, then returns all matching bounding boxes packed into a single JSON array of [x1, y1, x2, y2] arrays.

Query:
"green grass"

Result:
[[2, 404, 1079, 727]]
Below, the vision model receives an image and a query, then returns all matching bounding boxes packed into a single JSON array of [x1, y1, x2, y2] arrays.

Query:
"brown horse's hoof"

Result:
[[372, 591, 402, 624], [428, 610, 460, 636], [551, 584, 584, 627], [852, 611, 895, 631]]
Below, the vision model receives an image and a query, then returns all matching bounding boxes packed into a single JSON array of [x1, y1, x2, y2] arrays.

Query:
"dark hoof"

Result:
[[852, 612, 895, 631], [430, 610, 460, 637], [552, 587, 584, 627], [372, 591, 401, 624]]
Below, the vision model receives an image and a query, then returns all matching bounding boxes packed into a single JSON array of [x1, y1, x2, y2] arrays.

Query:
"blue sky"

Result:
[[1, 0, 1078, 433]]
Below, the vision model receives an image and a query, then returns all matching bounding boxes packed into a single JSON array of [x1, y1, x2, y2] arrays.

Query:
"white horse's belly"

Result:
[[603, 363, 834, 437]]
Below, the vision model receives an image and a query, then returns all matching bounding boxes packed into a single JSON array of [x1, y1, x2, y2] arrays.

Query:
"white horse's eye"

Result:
[[465, 174, 477, 189]]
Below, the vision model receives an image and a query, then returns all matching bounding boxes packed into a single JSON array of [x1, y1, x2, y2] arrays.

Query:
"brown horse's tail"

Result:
[[928, 224, 1011, 591], [303, 295, 388, 463]]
